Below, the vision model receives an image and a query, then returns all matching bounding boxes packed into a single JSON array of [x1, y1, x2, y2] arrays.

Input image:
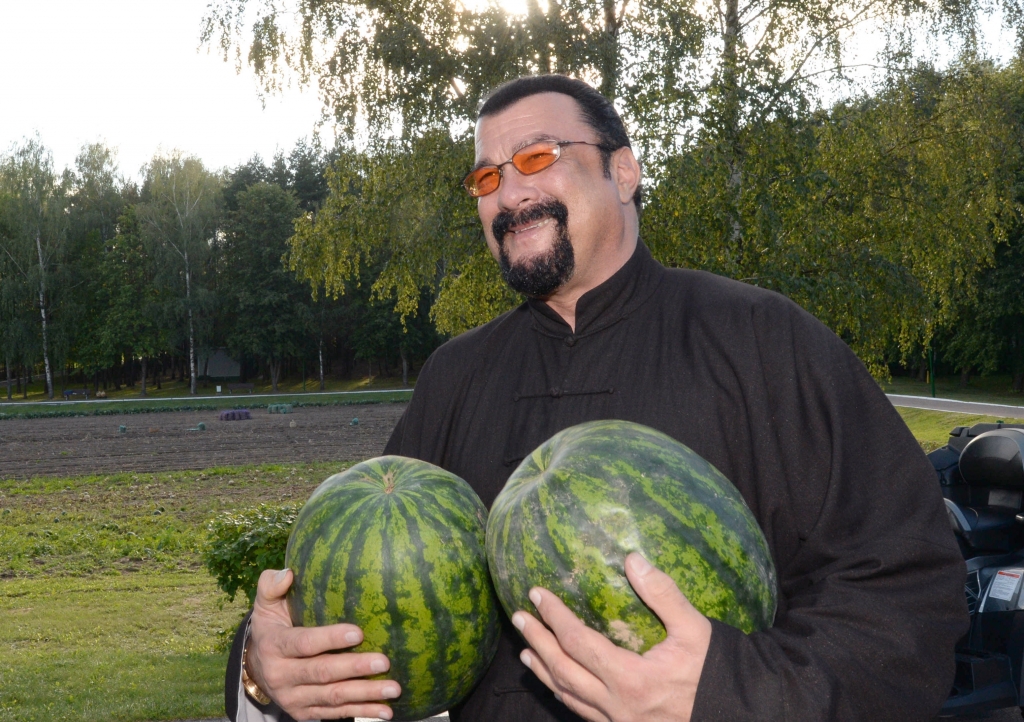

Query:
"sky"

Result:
[[0, 1, 1015, 183], [0, 0, 324, 181]]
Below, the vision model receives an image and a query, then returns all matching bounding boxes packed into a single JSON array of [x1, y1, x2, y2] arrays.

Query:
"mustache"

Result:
[[491, 199, 569, 244]]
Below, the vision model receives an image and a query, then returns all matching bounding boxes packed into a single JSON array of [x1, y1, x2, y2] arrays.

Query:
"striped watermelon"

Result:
[[285, 456, 500, 721], [486, 420, 776, 653]]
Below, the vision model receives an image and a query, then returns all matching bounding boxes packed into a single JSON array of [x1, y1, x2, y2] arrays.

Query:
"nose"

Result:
[[495, 163, 540, 212]]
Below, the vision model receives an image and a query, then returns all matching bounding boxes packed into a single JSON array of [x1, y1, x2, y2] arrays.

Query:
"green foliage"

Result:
[[203, 503, 300, 604], [222, 182, 312, 390]]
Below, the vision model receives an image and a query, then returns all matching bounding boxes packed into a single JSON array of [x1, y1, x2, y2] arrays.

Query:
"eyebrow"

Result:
[[471, 134, 562, 173]]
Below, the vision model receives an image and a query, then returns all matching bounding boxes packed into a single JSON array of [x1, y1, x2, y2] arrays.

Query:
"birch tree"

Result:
[[139, 153, 221, 395], [0, 138, 70, 399]]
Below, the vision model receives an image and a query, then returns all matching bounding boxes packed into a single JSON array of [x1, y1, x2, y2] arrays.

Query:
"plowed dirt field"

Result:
[[0, 403, 408, 479]]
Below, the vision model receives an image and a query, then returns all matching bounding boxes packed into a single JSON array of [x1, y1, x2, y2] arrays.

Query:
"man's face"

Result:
[[473, 92, 627, 298]]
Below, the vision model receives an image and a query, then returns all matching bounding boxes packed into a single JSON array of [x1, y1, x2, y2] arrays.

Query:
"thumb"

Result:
[[255, 568, 293, 614], [625, 553, 707, 639]]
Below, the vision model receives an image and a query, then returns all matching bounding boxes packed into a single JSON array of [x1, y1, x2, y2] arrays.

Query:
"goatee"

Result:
[[491, 199, 575, 297]]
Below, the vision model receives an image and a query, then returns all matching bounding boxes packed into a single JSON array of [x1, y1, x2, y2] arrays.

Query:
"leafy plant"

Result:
[[203, 504, 300, 605]]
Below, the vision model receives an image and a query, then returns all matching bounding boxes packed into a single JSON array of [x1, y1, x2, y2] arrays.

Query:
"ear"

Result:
[[611, 146, 641, 206]]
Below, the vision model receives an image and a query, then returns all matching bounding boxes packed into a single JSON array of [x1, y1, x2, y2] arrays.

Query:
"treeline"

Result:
[[0, 140, 440, 399]]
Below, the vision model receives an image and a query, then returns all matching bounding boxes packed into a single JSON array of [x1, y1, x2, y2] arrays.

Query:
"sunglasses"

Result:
[[463, 140, 602, 197]]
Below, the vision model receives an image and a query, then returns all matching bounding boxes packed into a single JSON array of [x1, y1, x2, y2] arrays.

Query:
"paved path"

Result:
[[888, 394, 1024, 419]]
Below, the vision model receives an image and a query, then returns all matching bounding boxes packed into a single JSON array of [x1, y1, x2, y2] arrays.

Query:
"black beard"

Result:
[[492, 200, 575, 297]]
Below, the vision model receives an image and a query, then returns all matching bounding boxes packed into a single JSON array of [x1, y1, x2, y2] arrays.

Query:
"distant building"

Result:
[[199, 348, 241, 381]]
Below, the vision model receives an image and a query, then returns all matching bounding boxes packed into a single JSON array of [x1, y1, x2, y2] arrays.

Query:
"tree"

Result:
[[139, 152, 222, 395], [98, 206, 165, 396], [222, 182, 312, 392], [644, 60, 1022, 373], [0, 138, 71, 399]]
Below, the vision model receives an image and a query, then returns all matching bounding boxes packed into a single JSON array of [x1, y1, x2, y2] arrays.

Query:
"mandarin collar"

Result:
[[526, 239, 661, 338]]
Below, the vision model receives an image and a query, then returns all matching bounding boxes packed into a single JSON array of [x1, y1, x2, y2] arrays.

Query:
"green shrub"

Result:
[[203, 504, 300, 605]]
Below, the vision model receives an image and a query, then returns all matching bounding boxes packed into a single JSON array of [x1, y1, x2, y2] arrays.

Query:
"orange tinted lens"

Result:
[[464, 167, 500, 197], [512, 143, 560, 175]]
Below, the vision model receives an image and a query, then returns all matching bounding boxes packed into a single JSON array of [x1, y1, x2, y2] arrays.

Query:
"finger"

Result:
[[513, 606, 607, 704], [275, 623, 373, 661], [625, 553, 709, 640], [519, 648, 610, 722], [304, 703, 396, 722], [281, 678, 401, 719], [527, 587, 622, 679], [269, 650, 393, 689]]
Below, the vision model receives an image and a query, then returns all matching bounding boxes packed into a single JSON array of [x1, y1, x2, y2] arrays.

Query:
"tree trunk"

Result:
[[1013, 372, 1023, 394], [598, 0, 623, 98], [35, 231, 54, 399], [401, 346, 409, 387], [960, 367, 971, 388], [270, 358, 280, 393], [184, 251, 198, 395], [5, 355, 10, 400], [721, 0, 744, 258], [140, 357, 148, 397], [318, 336, 325, 392]]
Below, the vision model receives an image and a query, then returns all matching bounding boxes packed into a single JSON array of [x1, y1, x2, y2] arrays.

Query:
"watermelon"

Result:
[[285, 456, 500, 721], [486, 420, 777, 654]]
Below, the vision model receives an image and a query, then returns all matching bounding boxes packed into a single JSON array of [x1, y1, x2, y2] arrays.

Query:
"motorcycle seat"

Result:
[[946, 499, 1020, 553]]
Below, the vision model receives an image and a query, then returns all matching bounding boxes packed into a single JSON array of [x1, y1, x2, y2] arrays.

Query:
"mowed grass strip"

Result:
[[0, 573, 246, 722], [895, 407, 1024, 452], [0, 462, 352, 722]]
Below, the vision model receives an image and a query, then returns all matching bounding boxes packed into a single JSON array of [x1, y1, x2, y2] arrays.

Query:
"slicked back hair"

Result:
[[477, 75, 642, 212]]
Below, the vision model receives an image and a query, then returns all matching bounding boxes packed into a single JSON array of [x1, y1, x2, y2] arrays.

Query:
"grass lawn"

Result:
[[895, 406, 1024, 452], [0, 462, 348, 722]]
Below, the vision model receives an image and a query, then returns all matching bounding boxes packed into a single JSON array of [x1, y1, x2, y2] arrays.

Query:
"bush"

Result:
[[203, 504, 300, 605]]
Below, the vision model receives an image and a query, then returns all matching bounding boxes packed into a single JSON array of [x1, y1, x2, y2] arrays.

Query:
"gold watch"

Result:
[[241, 628, 272, 706]]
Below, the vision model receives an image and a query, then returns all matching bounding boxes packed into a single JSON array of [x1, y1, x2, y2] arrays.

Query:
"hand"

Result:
[[512, 553, 712, 722], [246, 568, 402, 721]]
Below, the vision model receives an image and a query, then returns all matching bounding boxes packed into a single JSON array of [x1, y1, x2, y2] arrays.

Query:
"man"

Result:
[[227, 75, 968, 721]]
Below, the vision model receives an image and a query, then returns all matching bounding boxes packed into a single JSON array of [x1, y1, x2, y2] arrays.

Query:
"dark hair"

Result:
[[478, 75, 641, 212]]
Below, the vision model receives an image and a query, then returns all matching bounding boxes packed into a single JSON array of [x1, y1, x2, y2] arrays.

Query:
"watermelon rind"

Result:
[[486, 420, 777, 654], [286, 455, 500, 721]]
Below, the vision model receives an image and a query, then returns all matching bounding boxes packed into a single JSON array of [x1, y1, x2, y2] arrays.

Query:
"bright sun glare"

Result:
[[458, 0, 542, 16]]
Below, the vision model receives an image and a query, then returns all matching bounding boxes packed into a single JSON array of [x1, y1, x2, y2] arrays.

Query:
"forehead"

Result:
[[474, 92, 594, 163]]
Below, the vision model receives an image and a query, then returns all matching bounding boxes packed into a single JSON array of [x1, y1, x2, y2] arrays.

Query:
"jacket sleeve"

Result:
[[690, 301, 969, 721]]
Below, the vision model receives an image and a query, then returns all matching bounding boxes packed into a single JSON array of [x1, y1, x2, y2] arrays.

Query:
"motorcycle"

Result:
[[933, 421, 1024, 716]]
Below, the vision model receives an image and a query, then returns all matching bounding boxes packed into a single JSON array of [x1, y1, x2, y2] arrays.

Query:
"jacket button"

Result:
[[564, 335, 576, 346]]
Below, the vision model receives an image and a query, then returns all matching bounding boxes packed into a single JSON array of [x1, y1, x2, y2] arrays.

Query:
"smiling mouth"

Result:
[[509, 217, 553, 236]]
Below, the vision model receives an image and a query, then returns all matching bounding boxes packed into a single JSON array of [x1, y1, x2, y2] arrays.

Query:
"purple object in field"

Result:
[[219, 409, 252, 421]]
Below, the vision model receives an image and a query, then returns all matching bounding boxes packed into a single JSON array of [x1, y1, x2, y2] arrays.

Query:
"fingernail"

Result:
[[345, 631, 361, 644], [520, 650, 532, 668], [528, 589, 542, 607], [370, 658, 388, 673], [381, 684, 400, 699], [555, 691, 563, 702], [629, 553, 653, 576], [273, 568, 290, 585], [511, 612, 525, 631], [379, 709, 393, 720]]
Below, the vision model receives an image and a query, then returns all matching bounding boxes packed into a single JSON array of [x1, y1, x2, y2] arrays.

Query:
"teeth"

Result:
[[513, 219, 547, 234]]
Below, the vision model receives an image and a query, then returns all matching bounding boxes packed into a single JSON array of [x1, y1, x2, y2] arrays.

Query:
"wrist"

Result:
[[241, 624, 272, 706]]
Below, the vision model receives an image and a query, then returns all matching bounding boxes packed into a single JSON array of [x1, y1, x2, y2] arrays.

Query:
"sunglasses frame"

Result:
[[463, 140, 603, 197]]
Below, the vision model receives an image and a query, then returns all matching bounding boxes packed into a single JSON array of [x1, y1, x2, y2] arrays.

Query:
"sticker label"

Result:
[[989, 570, 1023, 602]]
